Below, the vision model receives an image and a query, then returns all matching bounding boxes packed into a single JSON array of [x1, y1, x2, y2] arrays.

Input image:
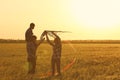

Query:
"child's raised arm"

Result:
[[51, 32, 59, 38], [46, 33, 54, 46], [37, 37, 45, 46]]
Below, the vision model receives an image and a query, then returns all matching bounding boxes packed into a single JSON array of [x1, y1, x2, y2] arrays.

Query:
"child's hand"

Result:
[[43, 31, 47, 35], [41, 37, 45, 42], [40, 31, 47, 40]]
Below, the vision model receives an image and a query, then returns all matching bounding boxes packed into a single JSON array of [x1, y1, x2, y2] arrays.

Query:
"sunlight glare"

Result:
[[69, 0, 120, 29]]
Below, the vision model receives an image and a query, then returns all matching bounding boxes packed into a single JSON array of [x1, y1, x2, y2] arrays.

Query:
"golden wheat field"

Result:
[[1, 43, 120, 80]]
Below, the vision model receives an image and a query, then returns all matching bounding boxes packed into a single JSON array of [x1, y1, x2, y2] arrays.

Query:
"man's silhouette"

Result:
[[25, 23, 36, 74]]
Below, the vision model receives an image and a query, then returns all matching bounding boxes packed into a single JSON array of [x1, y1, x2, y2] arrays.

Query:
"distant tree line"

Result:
[[62, 40, 120, 44], [0, 39, 25, 43], [0, 39, 120, 44]]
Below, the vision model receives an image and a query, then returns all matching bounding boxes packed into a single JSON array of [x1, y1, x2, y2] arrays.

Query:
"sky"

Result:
[[0, 0, 120, 40]]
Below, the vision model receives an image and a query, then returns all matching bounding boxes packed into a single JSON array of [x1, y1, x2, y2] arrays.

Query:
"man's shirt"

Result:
[[25, 28, 33, 42]]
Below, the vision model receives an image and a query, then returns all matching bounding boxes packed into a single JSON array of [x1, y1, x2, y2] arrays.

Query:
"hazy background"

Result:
[[0, 0, 120, 40]]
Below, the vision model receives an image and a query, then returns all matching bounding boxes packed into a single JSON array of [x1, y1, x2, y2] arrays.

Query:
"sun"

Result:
[[68, 0, 120, 29]]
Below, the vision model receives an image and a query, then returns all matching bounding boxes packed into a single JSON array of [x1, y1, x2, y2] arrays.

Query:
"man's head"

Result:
[[30, 23, 35, 29]]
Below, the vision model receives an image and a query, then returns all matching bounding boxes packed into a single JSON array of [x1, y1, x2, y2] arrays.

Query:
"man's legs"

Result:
[[27, 58, 32, 74], [31, 57, 36, 73], [27, 42, 33, 74], [27, 56, 36, 74], [56, 58, 61, 75]]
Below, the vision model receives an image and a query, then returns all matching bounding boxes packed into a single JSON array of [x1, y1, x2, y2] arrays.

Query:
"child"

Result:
[[27, 35, 44, 74], [45, 32, 62, 76]]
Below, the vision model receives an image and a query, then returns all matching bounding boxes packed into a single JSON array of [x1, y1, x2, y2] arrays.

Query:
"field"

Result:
[[1, 43, 120, 80]]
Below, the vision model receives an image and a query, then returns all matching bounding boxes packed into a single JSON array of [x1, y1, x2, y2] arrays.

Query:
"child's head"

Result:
[[32, 35, 37, 41]]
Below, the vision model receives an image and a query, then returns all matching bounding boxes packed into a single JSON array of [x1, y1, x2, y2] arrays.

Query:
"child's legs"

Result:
[[51, 57, 55, 75], [56, 58, 61, 74]]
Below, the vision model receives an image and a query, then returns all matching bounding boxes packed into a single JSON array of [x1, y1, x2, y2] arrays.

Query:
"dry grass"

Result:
[[0, 43, 120, 80]]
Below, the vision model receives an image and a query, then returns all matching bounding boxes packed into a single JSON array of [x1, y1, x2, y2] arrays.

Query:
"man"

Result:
[[25, 23, 45, 74], [25, 23, 35, 74]]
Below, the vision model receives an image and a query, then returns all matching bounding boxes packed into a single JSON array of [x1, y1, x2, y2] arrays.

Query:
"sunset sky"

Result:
[[0, 0, 120, 40]]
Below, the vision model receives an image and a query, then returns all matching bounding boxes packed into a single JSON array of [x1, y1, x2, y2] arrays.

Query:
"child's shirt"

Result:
[[53, 43, 62, 58]]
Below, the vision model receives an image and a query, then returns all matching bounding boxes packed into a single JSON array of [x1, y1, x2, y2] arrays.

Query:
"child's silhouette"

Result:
[[45, 31, 62, 76]]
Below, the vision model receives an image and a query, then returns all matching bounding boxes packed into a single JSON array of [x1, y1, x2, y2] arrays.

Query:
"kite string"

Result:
[[66, 40, 77, 58], [62, 40, 77, 71]]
